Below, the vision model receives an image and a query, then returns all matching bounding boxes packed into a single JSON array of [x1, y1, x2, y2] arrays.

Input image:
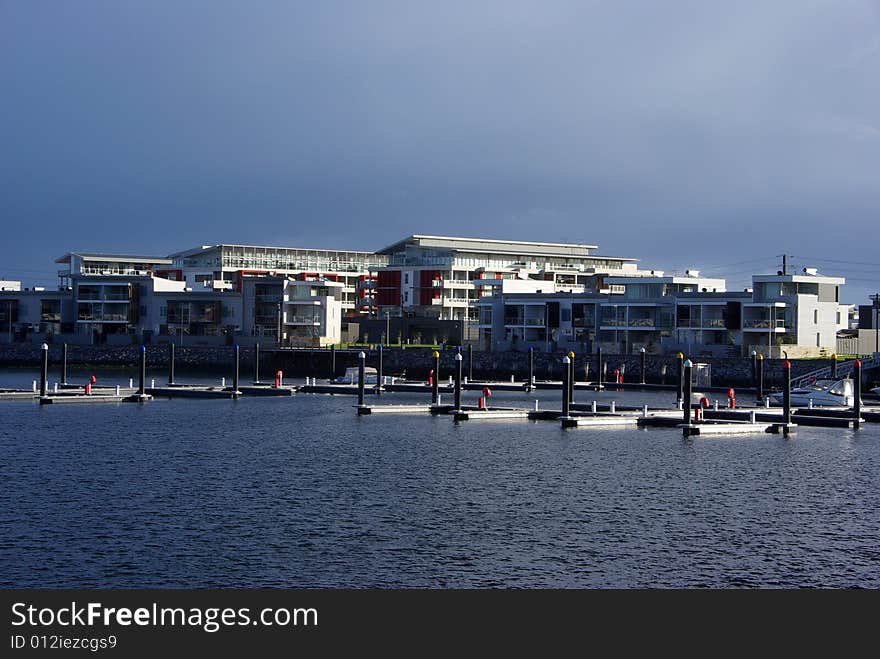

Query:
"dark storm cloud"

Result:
[[1, 1, 878, 301]]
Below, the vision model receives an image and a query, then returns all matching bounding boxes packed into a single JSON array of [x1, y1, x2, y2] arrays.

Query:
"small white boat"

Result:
[[772, 378, 854, 407], [332, 366, 378, 385]]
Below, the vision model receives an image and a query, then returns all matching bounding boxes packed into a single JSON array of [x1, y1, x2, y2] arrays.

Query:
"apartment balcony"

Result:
[[443, 280, 475, 289], [285, 316, 321, 325], [743, 319, 791, 331], [41, 314, 62, 322], [444, 297, 470, 305]]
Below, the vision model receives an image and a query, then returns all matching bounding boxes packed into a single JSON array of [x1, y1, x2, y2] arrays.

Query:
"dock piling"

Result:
[[640, 347, 646, 384], [376, 344, 383, 395], [357, 351, 366, 408], [676, 352, 684, 406], [233, 344, 240, 395], [431, 350, 440, 405], [61, 343, 68, 385], [561, 355, 571, 419], [527, 346, 534, 393], [683, 359, 693, 427], [831, 353, 838, 379], [254, 342, 260, 384], [40, 343, 48, 398], [568, 351, 575, 405], [853, 359, 862, 430], [138, 345, 146, 396], [596, 347, 603, 391], [468, 344, 473, 381], [782, 359, 791, 435], [454, 351, 463, 411], [756, 354, 764, 403], [330, 345, 336, 379], [168, 342, 175, 385]]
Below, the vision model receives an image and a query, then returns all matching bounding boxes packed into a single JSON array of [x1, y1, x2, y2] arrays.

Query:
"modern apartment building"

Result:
[[475, 268, 849, 357], [168, 244, 386, 315], [373, 235, 640, 325]]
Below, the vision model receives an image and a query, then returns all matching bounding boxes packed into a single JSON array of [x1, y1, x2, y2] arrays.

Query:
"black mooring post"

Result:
[[254, 342, 260, 384], [596, 346, 603, 391], [168, 341, 175, 385], [561, 355, 571, 418], [831, 353, 838, 379], [61, 342, 68, 385], [852, 359, 862, 430], [139, 345, 146, 396], [640, 348, 646, 385], [376, 344, 383, 395], [357, 351, 366, 407], [676, 352, 685, 406], [330, 344, 336, 379], [568, 351, 575, 404], [683, 359, 693, 426], [431, 350, 440, 405], [454, 351, 462, 411], [757, 354, 764, 403], [782, 359, 792, 436], [527, 346, 534, 393], [40, 342, 49, 398], [467, 344, 473, 381]]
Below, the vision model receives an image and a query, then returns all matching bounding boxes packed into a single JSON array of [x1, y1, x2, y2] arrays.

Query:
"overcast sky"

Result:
[[2, 1, 878, 303]]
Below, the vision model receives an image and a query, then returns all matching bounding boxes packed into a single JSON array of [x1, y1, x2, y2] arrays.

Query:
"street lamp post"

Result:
[[277, 301, 282, 347]]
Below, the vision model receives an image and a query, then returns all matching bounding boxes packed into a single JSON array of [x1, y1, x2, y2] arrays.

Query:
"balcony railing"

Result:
[[286, 316, 321, 325], [743, 319, 790, 329]]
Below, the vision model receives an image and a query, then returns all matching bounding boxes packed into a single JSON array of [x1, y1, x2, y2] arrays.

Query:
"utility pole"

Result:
[[872, 294, 880, 356]]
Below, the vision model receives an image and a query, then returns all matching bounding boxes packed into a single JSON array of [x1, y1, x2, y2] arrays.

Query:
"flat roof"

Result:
[[752, 274, 845, 285], [168, 244, 379, 259], [55, 252, 173, 265], [375, 234, 601, 257]]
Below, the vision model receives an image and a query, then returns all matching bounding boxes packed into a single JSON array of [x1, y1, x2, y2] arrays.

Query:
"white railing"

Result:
[[792, 356, 880, 388]]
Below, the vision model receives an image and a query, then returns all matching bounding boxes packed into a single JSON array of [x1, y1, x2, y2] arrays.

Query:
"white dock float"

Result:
[[358, 404, 432, 415], [454, 409, 531, 421], [679, 422, 775, 436], [562, 416, 641, 428]]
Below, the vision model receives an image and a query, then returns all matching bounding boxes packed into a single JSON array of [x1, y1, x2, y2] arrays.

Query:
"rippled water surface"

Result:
[[1, 369, 878, 588]]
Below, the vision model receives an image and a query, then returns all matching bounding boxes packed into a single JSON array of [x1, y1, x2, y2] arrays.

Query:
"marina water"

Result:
[[1, 368, 878, 588]]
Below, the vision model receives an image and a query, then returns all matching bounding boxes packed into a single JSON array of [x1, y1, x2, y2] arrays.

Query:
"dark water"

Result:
[[1, 369, 879, 588]]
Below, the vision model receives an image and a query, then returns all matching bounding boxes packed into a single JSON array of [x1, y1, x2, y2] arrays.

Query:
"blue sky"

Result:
[[2, 1, 878, 303]]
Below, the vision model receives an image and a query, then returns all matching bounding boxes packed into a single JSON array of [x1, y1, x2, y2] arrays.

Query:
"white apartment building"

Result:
[[374, 235, 640, 326], [168, 244, 386, 315]]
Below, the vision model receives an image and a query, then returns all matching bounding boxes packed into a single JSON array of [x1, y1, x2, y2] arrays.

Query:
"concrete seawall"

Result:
[[0, 344, 851, 388]]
